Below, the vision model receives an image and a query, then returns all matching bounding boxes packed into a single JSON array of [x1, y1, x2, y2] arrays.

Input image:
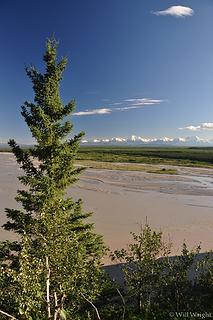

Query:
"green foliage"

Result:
[[194, 252, 213, 311], [112, 224, 171, 316], [154, 243, 203, 318], [110, 225, 213, 319], [0, 38, 105, 319]]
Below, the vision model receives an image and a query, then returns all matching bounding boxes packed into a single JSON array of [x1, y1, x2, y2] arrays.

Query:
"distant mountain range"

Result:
[[81, 135, 213, 146], [0, 136, 213, 148]]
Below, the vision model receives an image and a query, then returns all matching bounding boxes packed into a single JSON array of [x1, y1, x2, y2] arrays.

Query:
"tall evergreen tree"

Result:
[[0, 38, 105, 319]]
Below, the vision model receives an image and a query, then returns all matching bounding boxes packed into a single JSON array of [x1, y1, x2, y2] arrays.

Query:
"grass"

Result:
[[77, 146, 213, 168], [1, 145, 213, 172]]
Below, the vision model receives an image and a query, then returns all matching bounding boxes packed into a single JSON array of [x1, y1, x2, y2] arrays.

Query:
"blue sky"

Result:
[[0, 0, 213, 143]]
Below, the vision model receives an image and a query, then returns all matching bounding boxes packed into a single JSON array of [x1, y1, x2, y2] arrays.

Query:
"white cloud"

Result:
[[153, 6, 194, 18], [121, 98, 163, 110], [124, 98, 163, 105], [73, 108, 111, 116], [110, 102, 123, 106], [73, 98, 164, 116], [179, 125, 200, 131], [179, 123, 213, 131]]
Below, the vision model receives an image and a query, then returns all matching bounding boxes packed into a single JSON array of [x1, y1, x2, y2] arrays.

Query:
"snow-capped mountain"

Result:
[[81, 135, 213, 146]]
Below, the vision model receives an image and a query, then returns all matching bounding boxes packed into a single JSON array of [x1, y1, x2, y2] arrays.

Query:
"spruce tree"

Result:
[[0, 38, 105, 319]]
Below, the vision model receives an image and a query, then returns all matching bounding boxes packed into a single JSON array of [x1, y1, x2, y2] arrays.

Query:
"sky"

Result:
[[0, 0, 213, 144]]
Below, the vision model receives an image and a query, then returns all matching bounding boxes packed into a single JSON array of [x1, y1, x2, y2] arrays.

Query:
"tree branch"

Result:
[[46, 256, 51, 318], [54, 292, 58, 320], [116, 288, 126, 320], [0, 309, 17, 319], [54, 292, 66, 320], [81, 293, 101, 320]]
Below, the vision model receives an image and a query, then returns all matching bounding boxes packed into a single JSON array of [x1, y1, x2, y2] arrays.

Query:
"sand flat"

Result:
[[0, 153, 213, 259]]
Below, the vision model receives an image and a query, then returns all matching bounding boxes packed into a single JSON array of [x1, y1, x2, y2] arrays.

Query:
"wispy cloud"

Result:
[[152, 6, 194, 18], [102, 98, 111, 102], [109, 102, 123, 106], [73, 98, 164, 116], [124, 98, 163, 106], [73, 108, 111, 116], [179, 123, 213, 131]]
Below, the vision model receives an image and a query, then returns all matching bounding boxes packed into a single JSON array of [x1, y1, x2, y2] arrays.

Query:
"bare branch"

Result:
[[46, 256, 51, 318], [54, 292, 58, 308], [116, 288, 126, 320], [54, 292, 66, 320], [60, 294, 66, 309], [81, 293, 101, 320], [54, 292, 58, 320], [0, 309, 17, 319]]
